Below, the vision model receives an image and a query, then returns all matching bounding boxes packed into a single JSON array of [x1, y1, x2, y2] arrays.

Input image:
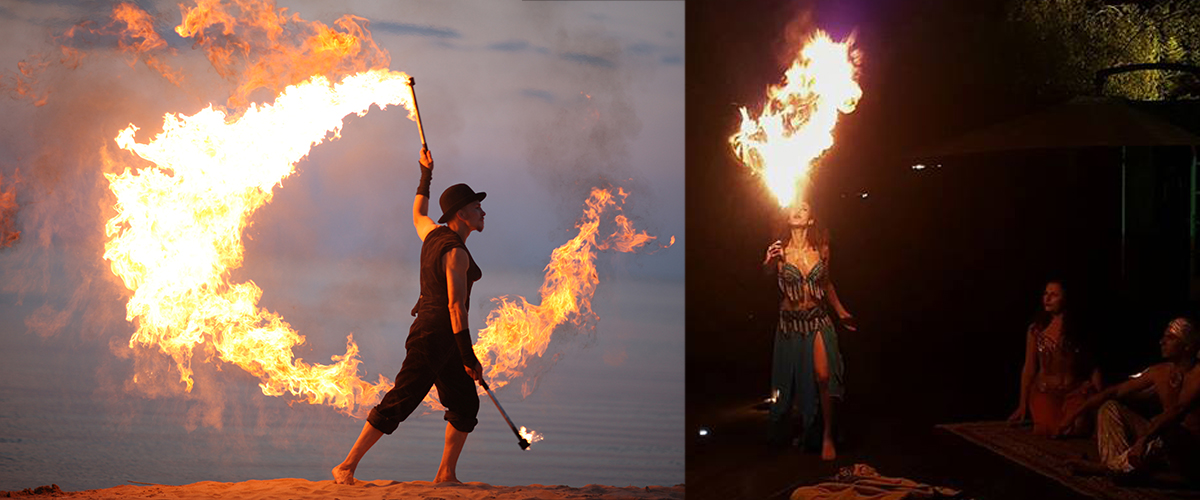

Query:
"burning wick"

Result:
[[699, 427, 712, 437], [480, 379, 536, 450], [519, 426, 544, 445]]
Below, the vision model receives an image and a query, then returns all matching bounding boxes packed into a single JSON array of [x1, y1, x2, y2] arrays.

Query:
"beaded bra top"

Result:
[[779, 259, 827, 304]]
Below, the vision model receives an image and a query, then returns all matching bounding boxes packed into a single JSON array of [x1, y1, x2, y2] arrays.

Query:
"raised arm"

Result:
[[1137, 367, 1200, 449], [763, 240, 783, 275], [1055, 365, 1158, 436], [413, 148, 439, 241], [446, 247, 482, 381]]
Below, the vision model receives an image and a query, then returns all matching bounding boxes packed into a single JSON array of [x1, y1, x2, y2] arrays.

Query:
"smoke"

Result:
[[505, 13, 679, 400], [524, 37, 646, 221], [0, 0, 679, 431], [0, 0, 401, 424]]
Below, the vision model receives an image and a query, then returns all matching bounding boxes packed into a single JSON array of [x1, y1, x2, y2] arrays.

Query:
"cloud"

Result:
[[560, 52, 614, 69], [628, 42, 656, 55], [488, 39, 529, 52], [661, 54, 681, 65], [371, 21, 461, 39]]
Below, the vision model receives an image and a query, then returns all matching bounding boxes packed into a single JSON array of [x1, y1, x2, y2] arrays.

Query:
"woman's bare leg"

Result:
[[332, 421, 384, 485], [813, 330, 835, 461]]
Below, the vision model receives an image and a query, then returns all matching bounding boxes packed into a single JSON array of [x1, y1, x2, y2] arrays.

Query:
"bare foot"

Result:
[[433, 474, 461, 484], [821, 439, 837, 461], [332, 464, 357, 485]]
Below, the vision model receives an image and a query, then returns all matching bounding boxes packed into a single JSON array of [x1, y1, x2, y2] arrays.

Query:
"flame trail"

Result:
[[0, 171, 19, 249], [729, 30, 861, 207], [471, 187, 663, 397], [94, 0, 673, 429], [430, 186, 668, 446], [103, 69, 416, 417]]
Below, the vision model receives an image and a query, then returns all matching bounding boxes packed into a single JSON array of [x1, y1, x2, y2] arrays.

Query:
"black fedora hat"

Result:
[[438, 183, 487, 224]]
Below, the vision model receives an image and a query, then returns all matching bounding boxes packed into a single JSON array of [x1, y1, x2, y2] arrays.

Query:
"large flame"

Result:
[[103, 69, 416, 416], [175, 0, 387, 107], [729, 30, 861, 207], [98, 0, 672, 432], [470, 187, 663, 397], [0, 171, 18, 249]]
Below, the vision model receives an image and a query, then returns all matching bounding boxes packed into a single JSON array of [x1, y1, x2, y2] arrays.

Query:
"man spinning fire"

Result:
[[333, 148, 487, 485]]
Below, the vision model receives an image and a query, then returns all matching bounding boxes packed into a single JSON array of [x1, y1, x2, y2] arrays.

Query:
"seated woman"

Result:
[[1008, 279, 1102, 436]]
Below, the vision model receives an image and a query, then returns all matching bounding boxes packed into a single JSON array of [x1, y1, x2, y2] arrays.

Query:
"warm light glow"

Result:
[[520, 426, 545, 446], [104, 69, 417, 417], [100, 0, 673, 426], [465, 187, 666, 399], [0, 171, 18, 248], [730, 30, 861, 207]]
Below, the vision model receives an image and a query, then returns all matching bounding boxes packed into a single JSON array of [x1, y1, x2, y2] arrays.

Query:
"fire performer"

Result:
[[763, 200, 855, 460], [333, 148, 486, 485]]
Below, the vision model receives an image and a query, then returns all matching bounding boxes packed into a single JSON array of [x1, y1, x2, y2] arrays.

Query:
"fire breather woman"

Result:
[[763, 200, 856, 460]]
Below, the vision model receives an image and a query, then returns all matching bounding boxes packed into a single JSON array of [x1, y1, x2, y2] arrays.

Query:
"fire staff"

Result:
[[333, 147, 487, 485]]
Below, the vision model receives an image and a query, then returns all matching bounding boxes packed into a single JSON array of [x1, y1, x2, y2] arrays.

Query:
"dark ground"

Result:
[[686, 379, 1092, 500]]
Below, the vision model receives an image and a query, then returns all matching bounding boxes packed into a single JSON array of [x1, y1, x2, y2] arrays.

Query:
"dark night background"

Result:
[[686, 0, 1200, 498]]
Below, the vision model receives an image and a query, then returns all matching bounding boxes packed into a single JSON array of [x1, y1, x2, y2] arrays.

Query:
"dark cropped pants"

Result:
[[367, 332, 480, 434]]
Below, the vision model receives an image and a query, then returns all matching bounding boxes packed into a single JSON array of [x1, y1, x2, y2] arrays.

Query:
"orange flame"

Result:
[[419, 187, 667, 443], [103, 69, 417, 416], [520, 426, 544, 445], [0, 170, 19, 249], [176, 0, 388, 107], [470, 187, 661, 398], [729, 30, 861, 207], [91, 1, 671, 435], [57, 3, 184, 87]]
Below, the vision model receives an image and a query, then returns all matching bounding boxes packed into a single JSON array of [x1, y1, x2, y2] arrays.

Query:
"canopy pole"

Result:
[[1191, 146, 1197, 297], [1121, 146, 1127, 280]]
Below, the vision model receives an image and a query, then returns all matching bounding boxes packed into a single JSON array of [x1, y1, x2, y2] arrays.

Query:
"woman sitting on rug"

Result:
[[1008, 279, 1102, 436]]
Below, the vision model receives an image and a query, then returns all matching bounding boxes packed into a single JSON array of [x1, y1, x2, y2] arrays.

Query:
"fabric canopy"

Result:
[[918, 97, 1200, 158]]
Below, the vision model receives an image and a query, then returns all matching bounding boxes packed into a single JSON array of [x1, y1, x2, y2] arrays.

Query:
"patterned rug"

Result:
[[937, 421, 1200, 500]]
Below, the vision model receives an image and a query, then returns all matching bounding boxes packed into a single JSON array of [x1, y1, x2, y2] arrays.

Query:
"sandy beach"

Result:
[[4, 479, 684, 499]]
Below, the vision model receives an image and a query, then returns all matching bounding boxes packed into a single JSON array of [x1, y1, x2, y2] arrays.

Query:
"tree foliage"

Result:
[[1009, 0, 1200, 100]]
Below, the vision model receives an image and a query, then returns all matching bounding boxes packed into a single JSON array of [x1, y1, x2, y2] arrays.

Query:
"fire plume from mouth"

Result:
[[729, 30, 861, 208], [103, 69, 417, 417]]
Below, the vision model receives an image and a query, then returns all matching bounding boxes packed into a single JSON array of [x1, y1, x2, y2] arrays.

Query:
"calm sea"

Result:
[[0, 261, 683, 491]]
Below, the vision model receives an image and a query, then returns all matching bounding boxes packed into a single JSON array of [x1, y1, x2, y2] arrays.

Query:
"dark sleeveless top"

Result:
[[409, 226, 482, 341]]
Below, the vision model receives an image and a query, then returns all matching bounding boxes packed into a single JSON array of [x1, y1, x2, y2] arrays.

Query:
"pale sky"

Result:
[[0, 0, 683, 321]]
